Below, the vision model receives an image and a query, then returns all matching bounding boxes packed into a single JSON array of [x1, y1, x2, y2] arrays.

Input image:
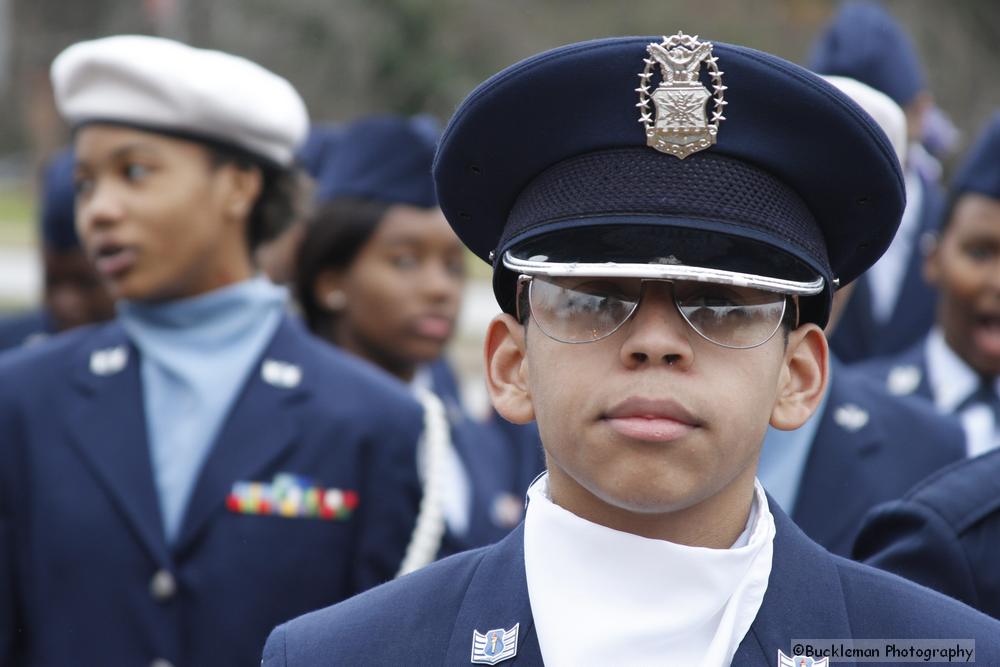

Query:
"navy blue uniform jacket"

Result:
[[790, 362, 964, 556], [0, 308, 52, 352], [263, 503, 1000, 666], [0, 315, 423, 666], [854, 447, 1000, 621], [854, 338, 934, 403], [829, 174, 943, 364]]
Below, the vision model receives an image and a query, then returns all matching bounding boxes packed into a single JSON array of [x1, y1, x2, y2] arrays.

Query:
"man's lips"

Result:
[[602, 397, 701, 442]]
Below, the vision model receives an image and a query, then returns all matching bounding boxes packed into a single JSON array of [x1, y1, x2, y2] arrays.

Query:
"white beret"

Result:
[[51, 35, 308, 168], [822, 75, 908, 170]]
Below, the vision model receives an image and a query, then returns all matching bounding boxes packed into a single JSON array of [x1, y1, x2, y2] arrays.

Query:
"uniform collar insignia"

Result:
[[833, 403, 869, 432], [261, 358, 302, 388], [638, 31, 727, 158], [471, 623, 519, 665], [887, 364, 921, 396], [779, 650, 829, 667], [89, 345, 129, 376]]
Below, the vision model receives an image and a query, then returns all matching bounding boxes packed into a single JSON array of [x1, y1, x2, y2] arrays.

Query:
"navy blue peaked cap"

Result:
[[809, 2, 925, 107], [297, 124, 344, 180], [952, 113, 1000, 201], [315, 114, 440, 207], [40, 148, 79, 250], [433, 35, 905, 327]]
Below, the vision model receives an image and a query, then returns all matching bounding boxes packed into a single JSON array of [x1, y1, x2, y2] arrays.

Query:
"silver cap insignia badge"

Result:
[[638, 31, 726, 158]]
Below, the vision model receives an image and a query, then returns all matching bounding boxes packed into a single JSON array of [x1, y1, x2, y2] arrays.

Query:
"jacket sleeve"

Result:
[[852, 499, 982, 611]]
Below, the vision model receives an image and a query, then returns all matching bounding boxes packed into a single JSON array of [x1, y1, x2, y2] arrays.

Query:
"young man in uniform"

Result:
[[756, 76, 965, 557], [858, 113, 1000, 459], [264, 33, 1000, 665], [853, 113, 1000, 620]]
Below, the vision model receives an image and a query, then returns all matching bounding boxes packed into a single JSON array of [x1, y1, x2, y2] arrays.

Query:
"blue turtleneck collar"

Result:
[[119, 276, 287, 543]]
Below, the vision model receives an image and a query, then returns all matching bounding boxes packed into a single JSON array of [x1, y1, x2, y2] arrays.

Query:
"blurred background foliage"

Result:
[[0, 0, 998, 219]]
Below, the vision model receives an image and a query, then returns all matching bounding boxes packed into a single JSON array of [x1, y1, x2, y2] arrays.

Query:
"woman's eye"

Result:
[[390, 254, 419, 270], [963, 244, 998, 262], [73, 177, 94, 197], [124, 163, 150, 181]]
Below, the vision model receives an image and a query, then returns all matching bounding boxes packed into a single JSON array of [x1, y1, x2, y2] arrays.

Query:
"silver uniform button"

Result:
[[150, 659, 175, 667], [149, 569, 177, 602]]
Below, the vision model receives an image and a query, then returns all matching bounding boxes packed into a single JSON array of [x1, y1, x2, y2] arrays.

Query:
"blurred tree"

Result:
[[1, 0, 999, 187]]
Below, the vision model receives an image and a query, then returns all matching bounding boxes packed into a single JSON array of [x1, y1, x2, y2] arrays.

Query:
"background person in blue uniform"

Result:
[[757, 76, 965, 557], [0, 35, 424, 667], [0, 149, 114, 351], [809, 1, 944, 364], [264, 33, 1000, 666], [858, 113, 1000, 459], [294, 115, 542, 553], [853, 446, 1000, 620]]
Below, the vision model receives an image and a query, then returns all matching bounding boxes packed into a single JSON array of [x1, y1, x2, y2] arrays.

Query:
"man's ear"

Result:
[[770, 324, 828, 430], [484, 314, 534, 424]]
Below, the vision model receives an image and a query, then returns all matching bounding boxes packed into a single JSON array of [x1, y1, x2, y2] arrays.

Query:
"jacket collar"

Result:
[[66, 316, 311, 561], [442, 496, 852, 666]]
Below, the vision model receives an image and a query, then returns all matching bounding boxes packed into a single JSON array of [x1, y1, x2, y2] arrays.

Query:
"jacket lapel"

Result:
[[173, 317, 309, 555], [793, 367, 884, 553], [65, 324, 170, 566], [881, 340, 933, 401], [444, 524, 541, 665], [733, 503, 856, 666], [441, 503, 855, 666]]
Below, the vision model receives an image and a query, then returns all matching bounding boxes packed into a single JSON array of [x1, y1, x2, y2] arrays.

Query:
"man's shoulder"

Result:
[[264, 546, 491, 665], [834, 554, 1000, 640], [851, 338, 927, 383], [0, 320, 116, 389], [0, 308, 51, 351], [835, 363, 962, 453], [892, 448, 1000, 534]]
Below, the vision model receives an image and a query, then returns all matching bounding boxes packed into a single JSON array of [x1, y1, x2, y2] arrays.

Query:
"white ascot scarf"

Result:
[[524, 474, 774, 667]]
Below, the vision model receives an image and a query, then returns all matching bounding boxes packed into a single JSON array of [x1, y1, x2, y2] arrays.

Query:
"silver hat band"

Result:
[[502, 251, 825, 296]]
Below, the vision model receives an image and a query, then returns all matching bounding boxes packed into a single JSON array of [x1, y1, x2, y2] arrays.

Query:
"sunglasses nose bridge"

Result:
[[628, 279, 688, 328]]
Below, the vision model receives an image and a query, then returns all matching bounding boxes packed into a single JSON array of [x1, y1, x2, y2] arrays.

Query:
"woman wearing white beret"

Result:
[[0, 35, 426, 667]]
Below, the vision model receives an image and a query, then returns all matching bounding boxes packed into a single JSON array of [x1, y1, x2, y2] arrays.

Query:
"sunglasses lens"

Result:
[[525, 276, 786, 347], [674, 283, 786, 348], [527, 277, 640, 343]]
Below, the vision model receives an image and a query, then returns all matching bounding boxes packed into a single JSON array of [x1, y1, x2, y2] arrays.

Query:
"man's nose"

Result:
[[617, 282, 695, 370]]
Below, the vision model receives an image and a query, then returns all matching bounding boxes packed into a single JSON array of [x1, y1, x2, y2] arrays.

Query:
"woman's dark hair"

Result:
[[294, 197, 391, 332], [207, 145, 312, 252]]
